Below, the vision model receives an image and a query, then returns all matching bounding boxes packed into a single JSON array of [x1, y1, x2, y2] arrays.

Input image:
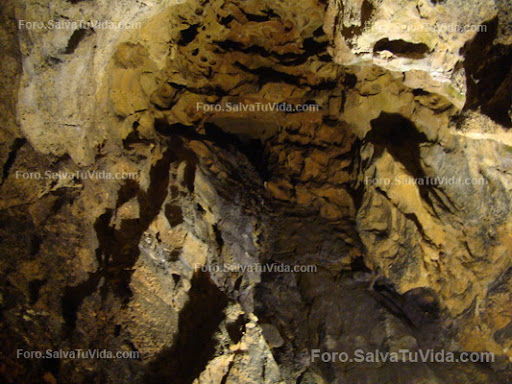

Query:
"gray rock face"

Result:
[[1, 0, 512, 383]]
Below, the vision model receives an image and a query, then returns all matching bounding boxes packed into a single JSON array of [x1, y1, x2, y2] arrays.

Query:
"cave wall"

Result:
[[1, 0, 512, 383]]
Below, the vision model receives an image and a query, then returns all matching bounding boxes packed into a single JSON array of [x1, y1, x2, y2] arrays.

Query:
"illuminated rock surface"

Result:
[[0, 0, 511, 383]]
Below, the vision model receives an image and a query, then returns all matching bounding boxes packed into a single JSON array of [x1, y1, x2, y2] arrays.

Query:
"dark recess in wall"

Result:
[[373, 38, 430, 59], [462, 18, 512, 127], [64, 28, 94, 54], [365, 113, 441, 211]]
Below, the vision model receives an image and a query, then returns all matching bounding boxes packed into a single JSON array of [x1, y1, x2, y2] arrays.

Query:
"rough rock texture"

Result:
[[0, 0, 23, 185], [324, 0, 494, 107], [1, 0, 512, 383], [324, 0, 512, 362]]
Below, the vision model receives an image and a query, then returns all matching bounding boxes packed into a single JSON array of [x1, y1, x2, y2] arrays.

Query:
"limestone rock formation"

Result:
[[1, 0, 512, 383]]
